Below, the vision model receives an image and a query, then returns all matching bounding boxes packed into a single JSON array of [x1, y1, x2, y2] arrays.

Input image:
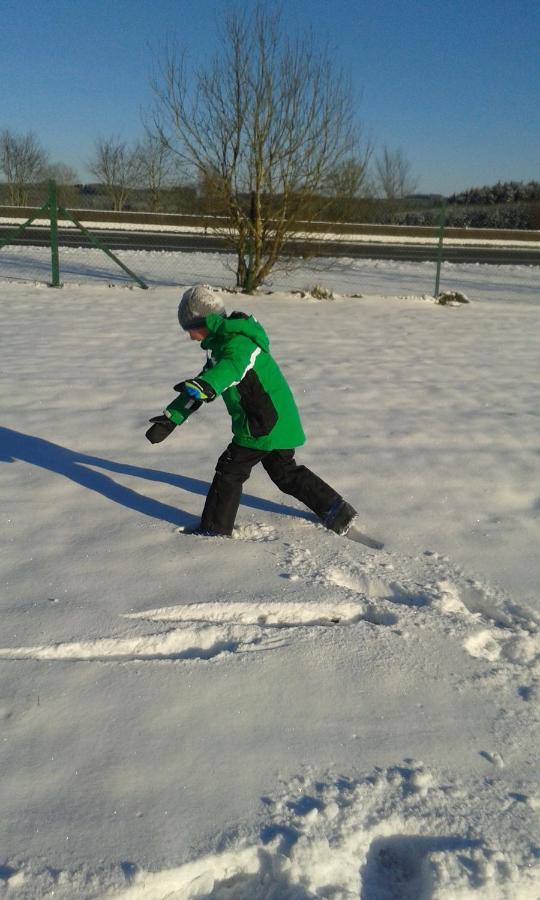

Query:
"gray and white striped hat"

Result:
[[177, 284, 226, 331]]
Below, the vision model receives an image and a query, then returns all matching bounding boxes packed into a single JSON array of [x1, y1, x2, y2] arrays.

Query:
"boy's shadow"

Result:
[[0, 427, 308, 529]]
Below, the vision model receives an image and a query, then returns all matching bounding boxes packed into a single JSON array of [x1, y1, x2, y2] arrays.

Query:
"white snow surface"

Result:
[[0, 249, 539, 898]]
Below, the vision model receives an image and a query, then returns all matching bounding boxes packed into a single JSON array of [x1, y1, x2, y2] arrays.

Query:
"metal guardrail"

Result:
[[1, 205, 539, 243]]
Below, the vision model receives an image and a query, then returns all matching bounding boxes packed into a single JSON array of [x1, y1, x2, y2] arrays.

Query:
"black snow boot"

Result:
[[180, 522, 232, 538], [323, 499, 357, 535]]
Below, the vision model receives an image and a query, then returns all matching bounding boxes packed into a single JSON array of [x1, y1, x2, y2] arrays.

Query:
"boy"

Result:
[[146, 284, 358, 538]]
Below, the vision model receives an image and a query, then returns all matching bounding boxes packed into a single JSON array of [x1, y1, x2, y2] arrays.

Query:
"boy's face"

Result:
[[188, 326, 209, 342]]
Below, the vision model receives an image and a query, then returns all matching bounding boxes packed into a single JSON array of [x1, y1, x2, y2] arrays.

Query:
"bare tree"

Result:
[[151, 5, 361, 288], [325, 153, 372, 200], [88, 136, 138, 210], [45, 162, 79, 185], [133, 131, 177, 211], [0, 129, 49, 205], [375, 145, 418, 199], [44, 162, 80, 207], [324, 151, 374, 221]]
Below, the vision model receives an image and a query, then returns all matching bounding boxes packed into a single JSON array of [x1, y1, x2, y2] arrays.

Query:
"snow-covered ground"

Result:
[[0, 248, 538, 898]]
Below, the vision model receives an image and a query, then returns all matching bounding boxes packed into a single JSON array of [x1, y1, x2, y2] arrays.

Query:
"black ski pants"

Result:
[[200, 442, 342, 535]]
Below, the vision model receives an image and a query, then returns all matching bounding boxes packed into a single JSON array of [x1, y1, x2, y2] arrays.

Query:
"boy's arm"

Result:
[[189, 336, 261, 397], [170, 336, 259, 408], [149, 336, 257, 442]]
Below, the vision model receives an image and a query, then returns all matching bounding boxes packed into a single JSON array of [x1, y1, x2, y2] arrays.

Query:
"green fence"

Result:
[[0, 181, 147, 289]]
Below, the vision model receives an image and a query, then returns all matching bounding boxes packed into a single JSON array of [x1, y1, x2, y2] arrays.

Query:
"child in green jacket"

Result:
[[146, 284, 357, 537]]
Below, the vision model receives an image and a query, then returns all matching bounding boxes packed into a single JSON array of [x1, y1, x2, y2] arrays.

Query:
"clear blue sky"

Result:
[[1, 0, 538, 195]]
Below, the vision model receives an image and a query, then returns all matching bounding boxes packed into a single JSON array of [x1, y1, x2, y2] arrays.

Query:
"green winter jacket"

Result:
[[166, 313, 306, 451]]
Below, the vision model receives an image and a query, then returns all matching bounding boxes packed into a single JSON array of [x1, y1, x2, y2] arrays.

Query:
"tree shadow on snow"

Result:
[[0, 426, 308, 529]]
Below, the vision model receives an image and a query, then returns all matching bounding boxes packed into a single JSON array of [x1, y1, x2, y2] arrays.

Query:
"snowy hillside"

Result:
[[0, 251, 538, 898]]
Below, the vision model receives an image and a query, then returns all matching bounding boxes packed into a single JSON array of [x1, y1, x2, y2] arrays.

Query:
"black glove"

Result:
[[173, 378, 216, 403], [145, 415, 176, 444]]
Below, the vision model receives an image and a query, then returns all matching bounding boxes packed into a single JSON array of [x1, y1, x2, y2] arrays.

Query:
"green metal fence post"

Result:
[[434, 200, 447, 297], [48, 180, 61, 287]]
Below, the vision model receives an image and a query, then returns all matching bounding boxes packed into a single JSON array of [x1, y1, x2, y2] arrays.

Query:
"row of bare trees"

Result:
[[0, 130, 78, 206], [87, 133, 178, 212], [86, 135, 414, 217], [0, 129, 416, 212], [1, 5, 419, 287], [0, 128, 178, 212]]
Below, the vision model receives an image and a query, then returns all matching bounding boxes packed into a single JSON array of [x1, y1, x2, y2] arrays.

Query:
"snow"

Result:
[[0, 248, 539, 898]]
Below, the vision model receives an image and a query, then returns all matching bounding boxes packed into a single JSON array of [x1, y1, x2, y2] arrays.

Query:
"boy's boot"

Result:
[[181, 521, 231, 537], [323, 499, 357, 535]]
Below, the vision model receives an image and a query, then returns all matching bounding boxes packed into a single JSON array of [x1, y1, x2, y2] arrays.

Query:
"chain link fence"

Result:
[[0, 202, 392, 291], [0, 192, 236, 288], [1, 198, 539, 294]]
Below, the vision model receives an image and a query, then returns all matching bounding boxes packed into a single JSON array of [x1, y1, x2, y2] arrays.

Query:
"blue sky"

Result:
[[1, 0, 538, 195]]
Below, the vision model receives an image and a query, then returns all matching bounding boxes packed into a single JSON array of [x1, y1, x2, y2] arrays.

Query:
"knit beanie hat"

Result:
[[178, 284, 226, 331]]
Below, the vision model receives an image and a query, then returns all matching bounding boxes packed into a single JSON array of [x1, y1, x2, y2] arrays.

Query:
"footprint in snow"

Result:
[[232, 522, 278, 541], [463, 627, 539, 665], [104, 763, 538, 899]]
